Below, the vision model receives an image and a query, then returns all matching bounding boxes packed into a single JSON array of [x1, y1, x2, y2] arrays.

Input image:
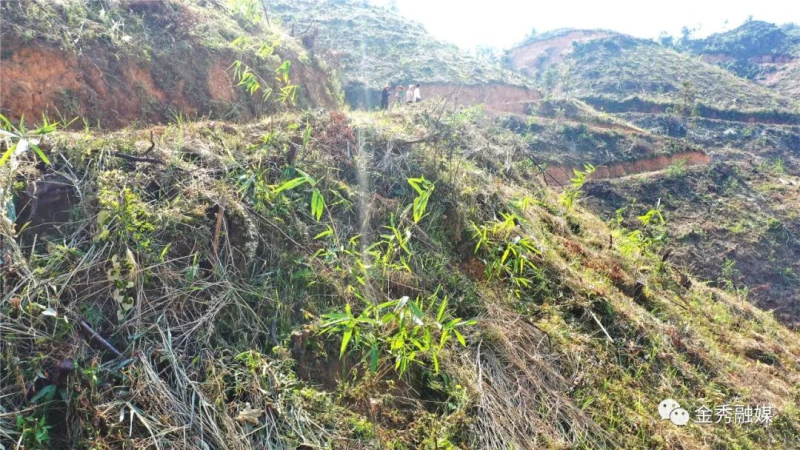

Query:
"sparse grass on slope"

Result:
[[684, 20, 800, 100], [1, 106, 799, 449], [510, 32, 799, 114], [566, 36, 795, 111], [269, 0, 528, 96]]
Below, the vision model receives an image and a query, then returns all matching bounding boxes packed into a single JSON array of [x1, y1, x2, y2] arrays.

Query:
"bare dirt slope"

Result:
[[0, 0, 340, 127]]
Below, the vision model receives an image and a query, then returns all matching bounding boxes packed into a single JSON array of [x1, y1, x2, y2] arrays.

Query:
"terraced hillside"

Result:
[[504, 27, 800, 323], [684, 21, 800, 100], [269, 0, 539, 112], [505, 99, 800, 328], [1, 1, 800, 449], [522, 102, 800, 328], [507, 30, 799, 121], [582, 116, 800, 326], [500, 99, 710, 185], [3, 102, 800, 450]]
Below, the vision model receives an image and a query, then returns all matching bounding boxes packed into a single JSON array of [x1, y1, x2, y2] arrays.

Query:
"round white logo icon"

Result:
[[670, 408, 690, 426], [659, 399, 681, 420]]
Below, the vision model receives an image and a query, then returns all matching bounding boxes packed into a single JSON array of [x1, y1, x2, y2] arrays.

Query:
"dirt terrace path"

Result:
[[544, 151, 711, 186]]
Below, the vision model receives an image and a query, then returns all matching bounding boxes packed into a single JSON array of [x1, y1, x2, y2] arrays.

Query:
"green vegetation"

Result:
[[510, 32, 798, 112], [560, 163, 596, 208], [319, 293, 475, 375], [0, 0, 339, 126], [2, 1, 800, 449], [227, 0, 300, 106], [0, 115, 58, 167], [683, 20, 800, 98], [587, 159, 800, 326], [665, 157, 688, 178], [2, 105, 799, 448]]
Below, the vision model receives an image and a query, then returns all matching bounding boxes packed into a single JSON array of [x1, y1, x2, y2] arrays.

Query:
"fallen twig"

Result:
[[211, 200, 226, 266], [142, 130, 155, 156], [588, 310, 614, 343], [113, 152, 165, 165], [77, 317, 123, 358]]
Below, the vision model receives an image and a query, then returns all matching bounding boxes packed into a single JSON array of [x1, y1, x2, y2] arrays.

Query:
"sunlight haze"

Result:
[[371, 0, 800, 49]]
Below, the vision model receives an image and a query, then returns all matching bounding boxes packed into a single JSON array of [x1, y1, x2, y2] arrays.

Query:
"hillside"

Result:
[[498, 96, 800, 326], [1, 1, 800, 449], [3, 102, 800, 450], [269, 0, 540, 112], [685, 21, 800, 100], [506, 27, 800, 318], [583, 117, 800, 326], [502, 99, 709, 184], [0, 0, 340, 128], [507, 31, 799, 121]]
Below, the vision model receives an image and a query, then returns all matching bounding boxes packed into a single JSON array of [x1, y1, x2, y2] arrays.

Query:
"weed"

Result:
[[560, 163, 596, 209], [15, 415, 51, 449], [772, 158, 786, 175], [473, 213, 543, 296], [319, 293, 475, 375], [665, 157, 687, 178], [408, 176, 434, 223], [0, 114, 57, 167], [96, 171, 156, 250]]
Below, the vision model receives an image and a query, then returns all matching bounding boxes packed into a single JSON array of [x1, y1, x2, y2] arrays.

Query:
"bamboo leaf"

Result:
[[369, 346, 379, 372], [311, 188, 325, 221], [31, 144, 50, 165], [436, 298, 448, 322], [453, 329, 466, 347], [31, 385, 56, 404], [408, 299, 423, 319], [0, 142, 17, 167], [272, 176, 308, 194], [340, 328, 353, 358], [314, 226, 333, 240]]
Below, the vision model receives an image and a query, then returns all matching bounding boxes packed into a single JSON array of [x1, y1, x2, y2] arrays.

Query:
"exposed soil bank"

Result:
[[0, 38, 339, 128], [544, 151, 711, 186], [345, 83, 541, 114], [508, 30, 610, 76]]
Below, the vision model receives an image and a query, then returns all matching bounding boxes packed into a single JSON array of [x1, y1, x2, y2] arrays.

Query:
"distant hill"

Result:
[[269, 0, 539, 111], [507, 30, 798, 119], [506, 26, 800, 322], [684, 21, 800, 100]]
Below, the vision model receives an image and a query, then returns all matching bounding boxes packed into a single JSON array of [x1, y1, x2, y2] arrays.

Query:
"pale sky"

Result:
[[371, 0, 800, 50]]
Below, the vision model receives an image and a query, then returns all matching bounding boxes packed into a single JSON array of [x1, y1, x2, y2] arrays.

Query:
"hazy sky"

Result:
[[371, 0, 800, 49]]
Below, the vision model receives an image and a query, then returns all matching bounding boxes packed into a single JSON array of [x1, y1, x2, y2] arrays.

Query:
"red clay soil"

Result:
[[544, 151, 711, 186], [0, 38, 339, 128], [508, 30, 610, 76], [419, 83, 541, 114], [701, 53, 800, 100]]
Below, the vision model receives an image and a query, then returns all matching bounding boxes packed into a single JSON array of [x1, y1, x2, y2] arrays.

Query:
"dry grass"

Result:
[[1, 106, 799, 449]]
